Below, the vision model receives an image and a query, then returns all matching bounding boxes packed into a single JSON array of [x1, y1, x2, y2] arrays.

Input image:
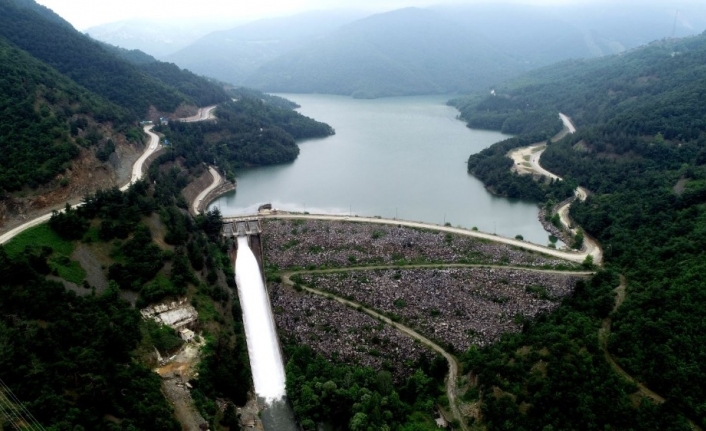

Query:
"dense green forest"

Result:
[[1, 168, 251, 429], [0, 37, 134, 191], [0, 249, 180, 430], [448, 94, 563, 137], [100, 42, 229, 107], [0, 0, 228, 116], [158, 97, 334, 179], [99, 42, 158, 65], [454, 32, 706, 429], [285, 343, 447, 431], [138, 62, 228, 107]]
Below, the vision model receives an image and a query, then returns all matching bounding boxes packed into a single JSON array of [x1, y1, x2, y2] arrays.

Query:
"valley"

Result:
[[2, 0, 706, 430]]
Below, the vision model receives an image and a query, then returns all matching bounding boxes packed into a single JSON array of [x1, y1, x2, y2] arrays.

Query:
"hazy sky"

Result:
[[36, 0, 584, 30]]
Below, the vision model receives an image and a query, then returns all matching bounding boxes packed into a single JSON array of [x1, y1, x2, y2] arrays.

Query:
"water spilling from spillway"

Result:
[[234, 236, 299, 431], [234, 236, 286, 400]]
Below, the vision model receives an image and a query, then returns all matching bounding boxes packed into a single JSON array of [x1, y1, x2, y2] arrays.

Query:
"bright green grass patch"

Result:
[[82, 226, 101, 243], [52, 256, 86, 284], [5, 224, 85, 284], [194, 294, 220, 323], [3, 224, 73, 257], [404, 411, 439, 430]]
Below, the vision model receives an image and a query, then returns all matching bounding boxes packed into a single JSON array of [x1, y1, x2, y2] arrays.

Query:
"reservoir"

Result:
[[210, 94, 551, 245]]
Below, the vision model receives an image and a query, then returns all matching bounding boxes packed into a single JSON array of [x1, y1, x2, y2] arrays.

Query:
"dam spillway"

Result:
[[234, 235, 286, 401]]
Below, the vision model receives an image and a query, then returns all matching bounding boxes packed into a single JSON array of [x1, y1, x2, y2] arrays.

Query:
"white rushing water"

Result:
[[235, 236, 286, 401]]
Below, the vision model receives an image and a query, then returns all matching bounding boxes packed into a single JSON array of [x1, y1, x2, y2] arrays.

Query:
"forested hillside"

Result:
[[0, 0, 228, 116], [99, 42, 229, 107], [0, 0, 231, 196], [139, 62, 228, 107], [1, 169, 250, 429], [158, 96, 334, 180], [455, 32, 706, 429], [0, 37, 135, 192]]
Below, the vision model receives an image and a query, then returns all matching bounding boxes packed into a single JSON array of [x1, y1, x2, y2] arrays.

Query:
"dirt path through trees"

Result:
[[280, 272, 469, 431], [279, 263, 590, 430], [598, 276, 703, 431]]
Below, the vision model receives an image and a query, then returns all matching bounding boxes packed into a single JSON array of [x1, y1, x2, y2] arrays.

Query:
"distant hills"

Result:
[[163, 10, 367, 86], [242, 8, 521, 98], [85, 19, 234, 58], [104, 2, 706, 99]]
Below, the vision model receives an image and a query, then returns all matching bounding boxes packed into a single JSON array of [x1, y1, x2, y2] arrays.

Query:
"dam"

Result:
[[224, 218, 298, 430]]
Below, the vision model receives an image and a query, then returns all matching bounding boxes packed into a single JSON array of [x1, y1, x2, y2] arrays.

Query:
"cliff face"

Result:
[[0, 137, 142, 233]]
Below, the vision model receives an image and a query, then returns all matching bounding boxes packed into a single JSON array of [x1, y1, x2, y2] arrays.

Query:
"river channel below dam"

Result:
[[210, 94, 553, 246]]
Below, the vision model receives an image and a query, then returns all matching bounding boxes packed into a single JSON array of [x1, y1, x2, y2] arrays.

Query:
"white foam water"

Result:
[[235, 236, 286, 401]]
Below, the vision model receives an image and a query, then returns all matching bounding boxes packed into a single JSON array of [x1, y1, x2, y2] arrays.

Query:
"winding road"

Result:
[[280, 264, 591, 428], [1, 111, 214, 246], [122, 125, 160, 191], [507, 114, 602, 264], [598, 277, 703, 431], [281, 263, 590, 429], [192, 167, 223, 214]]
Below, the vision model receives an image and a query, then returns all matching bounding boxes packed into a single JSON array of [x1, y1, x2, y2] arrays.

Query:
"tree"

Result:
[[572, 230, 584, 250], [349, 412, 369, 431]]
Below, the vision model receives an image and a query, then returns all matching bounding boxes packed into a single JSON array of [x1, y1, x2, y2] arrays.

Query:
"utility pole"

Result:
[[671, 9, 679, 39]]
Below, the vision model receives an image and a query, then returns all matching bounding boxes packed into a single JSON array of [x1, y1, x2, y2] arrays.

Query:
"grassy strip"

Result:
[[4, 224, 86, 284], [3, 224, 73, 257]]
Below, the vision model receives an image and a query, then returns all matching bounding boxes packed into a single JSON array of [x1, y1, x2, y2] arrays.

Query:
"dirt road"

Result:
[[598, 277, 703, 431], [509, 113, 575, 178], [180, 105, 217, 123], [505, 114, 602, 264]]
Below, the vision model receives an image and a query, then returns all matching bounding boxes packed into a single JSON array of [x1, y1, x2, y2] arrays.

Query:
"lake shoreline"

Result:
[[211, 94, 553, 245]]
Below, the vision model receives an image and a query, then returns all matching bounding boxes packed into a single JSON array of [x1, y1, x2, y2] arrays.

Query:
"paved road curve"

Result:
[[192, 167, 222, 214], [1, 111, 214, 245], [1, 125, 160, 245], [122, 125, 160, 191]]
